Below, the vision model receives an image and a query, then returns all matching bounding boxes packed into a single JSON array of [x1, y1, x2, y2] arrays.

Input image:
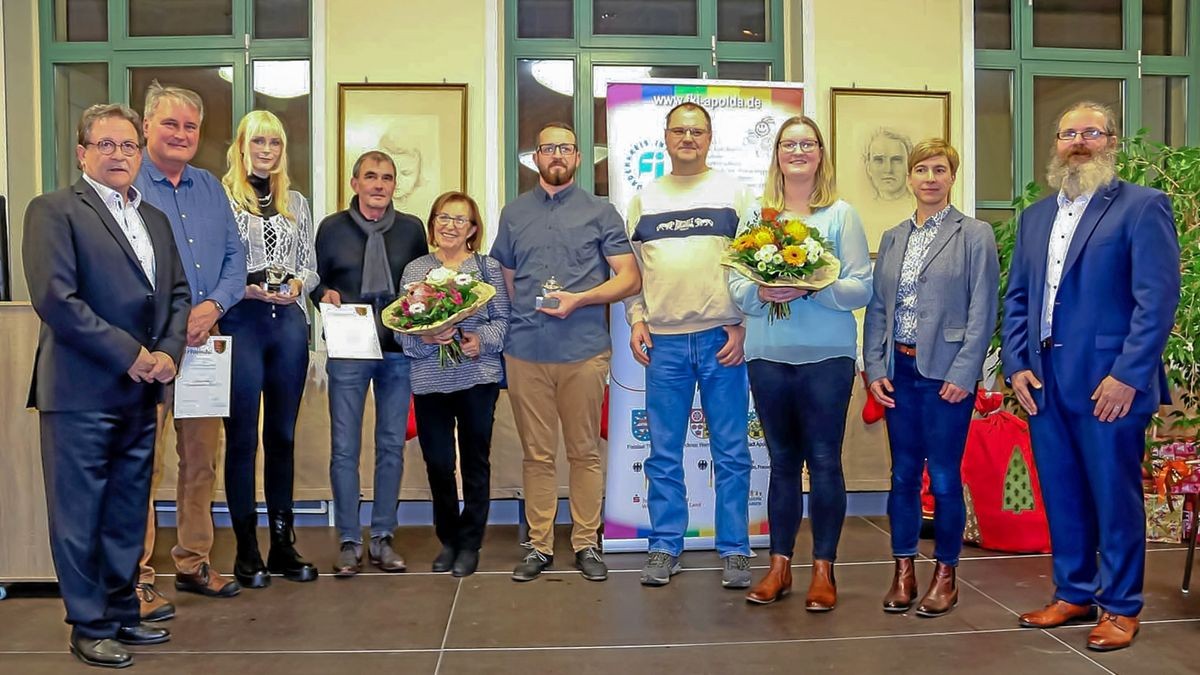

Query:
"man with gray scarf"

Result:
[[312, 150, 428, 576]]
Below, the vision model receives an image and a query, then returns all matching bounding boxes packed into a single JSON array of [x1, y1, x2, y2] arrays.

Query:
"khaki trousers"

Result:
[[506, 351, 609, 555], [139, 383, 223, 582]]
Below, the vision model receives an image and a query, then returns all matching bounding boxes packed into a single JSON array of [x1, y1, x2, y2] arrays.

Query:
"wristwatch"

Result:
[[209, 299, 226, 316]]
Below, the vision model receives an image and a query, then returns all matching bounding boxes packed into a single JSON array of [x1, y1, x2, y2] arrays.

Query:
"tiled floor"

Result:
[[1, 517, 1196, 674]]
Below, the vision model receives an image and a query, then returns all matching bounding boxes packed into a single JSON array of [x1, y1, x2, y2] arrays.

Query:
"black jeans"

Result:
[[748, 357, 855, 560], [413, 383, 500, 552], [221, 299, 310, 519]]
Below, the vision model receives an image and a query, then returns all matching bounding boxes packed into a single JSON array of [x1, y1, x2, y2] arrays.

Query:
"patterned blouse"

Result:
[[229, 190, 319, 320], [892, 204, 952, 344]]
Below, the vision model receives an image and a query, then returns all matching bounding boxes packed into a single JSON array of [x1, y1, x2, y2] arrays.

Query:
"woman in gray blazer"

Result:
[[863, 139, 999, 618]]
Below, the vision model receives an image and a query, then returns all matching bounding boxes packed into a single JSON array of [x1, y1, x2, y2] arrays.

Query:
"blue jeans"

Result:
[[327, 352, 412, 544], [884, 350, 975, 565], [748, 357, 854, 561], [644, 326, 751, 557]]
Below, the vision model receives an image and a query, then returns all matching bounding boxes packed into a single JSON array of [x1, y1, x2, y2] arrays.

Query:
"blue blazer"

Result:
[[1001, 180, 1180, 416]]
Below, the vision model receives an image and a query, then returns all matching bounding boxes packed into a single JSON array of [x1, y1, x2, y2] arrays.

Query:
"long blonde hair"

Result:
[[222, 110, 295, 220], [761, 115, 837, 212]]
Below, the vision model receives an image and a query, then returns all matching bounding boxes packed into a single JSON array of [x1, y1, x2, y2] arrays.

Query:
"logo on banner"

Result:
[[689, 408, 709, 439], [623, 139, 668, 190], [747, 410, 764, 441], [631, 409, 651, 442]]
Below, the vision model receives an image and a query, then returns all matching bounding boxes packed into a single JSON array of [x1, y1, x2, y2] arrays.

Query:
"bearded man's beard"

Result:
[[1047, 145, 1117, 199]]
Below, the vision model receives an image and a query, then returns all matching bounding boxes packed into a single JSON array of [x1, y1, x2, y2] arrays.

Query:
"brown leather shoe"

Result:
[[915, 561, 958, 617], [882, 557, 918, 613], [1018, 599, 1098, 628], [174, 562, 241, 598], [805, 559, 837, 612], [137, 583, 175, 622], [1087, 612, 1139, 652], [746, 554, 792, 605]]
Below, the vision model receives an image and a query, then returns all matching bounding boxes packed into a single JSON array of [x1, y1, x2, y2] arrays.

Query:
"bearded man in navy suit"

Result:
[[1001, 101, 1180, 652]]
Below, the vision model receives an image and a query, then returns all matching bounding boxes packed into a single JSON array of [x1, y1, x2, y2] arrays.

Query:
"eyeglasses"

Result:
[[536, 143, 578, 156], [1056, 128, 1112, 142], [85, 139, 141, 157], [667, 127, 709, 139], [778, 140, 821, 153], [434, 213, 472, 227]]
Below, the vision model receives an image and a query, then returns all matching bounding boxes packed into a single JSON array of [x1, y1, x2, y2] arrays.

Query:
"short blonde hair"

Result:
[[761, 115, 837, 212], [907, 138, 960, 175]]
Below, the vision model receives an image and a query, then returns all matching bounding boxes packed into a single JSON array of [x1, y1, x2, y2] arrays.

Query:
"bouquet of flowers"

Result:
[[722, 207, 841, 321], [383, 266, 496, 367]]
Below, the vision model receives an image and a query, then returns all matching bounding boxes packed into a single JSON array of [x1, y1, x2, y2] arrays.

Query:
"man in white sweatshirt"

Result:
[[626, 102, 756, 589]]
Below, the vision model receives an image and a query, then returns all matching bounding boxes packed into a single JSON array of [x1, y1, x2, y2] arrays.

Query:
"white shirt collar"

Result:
[[82, 173, 142, 210], [1055, 190, 1093, 210]]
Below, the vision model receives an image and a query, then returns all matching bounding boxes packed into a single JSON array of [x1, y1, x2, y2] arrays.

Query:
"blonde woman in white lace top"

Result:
[[219, 110, 319, 589]]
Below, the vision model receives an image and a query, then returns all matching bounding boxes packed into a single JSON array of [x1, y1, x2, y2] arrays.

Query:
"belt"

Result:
[[1040, 338, 1054, 351], [895, 343, 917, 357]]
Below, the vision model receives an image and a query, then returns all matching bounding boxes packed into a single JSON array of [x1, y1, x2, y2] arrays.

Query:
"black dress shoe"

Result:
[[70, 634, 132, 669], [452, 549, 479, 577], [116, 623, 171, 646], [432, 545, 457, 573]]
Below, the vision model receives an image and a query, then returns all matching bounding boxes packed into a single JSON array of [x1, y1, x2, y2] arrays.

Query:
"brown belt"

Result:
[[895, 343, 917, 357]]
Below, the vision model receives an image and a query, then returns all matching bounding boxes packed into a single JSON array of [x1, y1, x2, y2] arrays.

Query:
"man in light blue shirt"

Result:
[[132, 82, 246, 616]]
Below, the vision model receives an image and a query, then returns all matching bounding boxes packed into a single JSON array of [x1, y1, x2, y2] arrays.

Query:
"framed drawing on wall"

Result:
[[830, 88, 951, 253], [337, 83, 468, 222]]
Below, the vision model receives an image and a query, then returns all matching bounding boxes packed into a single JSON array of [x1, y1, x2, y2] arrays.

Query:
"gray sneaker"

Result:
[[575, 547, 608, 581], [368, 536, 407, 572], [333, 542, 362, 577], [722, 554, 752, 589], [640, 551, 681, 586]]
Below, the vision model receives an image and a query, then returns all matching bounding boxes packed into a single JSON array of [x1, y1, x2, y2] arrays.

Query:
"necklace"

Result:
[[257, 192, 273, 207]]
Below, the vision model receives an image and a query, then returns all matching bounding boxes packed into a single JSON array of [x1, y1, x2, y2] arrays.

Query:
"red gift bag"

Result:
[[961, 411, 1051, 553]]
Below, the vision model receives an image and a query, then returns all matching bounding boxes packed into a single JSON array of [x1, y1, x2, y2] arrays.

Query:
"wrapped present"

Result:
[[1147, 440, 1200, 495], [1146, 494, 1185, 544]]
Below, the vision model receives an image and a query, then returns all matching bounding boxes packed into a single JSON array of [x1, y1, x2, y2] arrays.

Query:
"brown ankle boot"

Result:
[[882, 557, 918, 613], [916, 561, 958, 617], [746, 554, 792, 605], [805, 559, 837, 612]]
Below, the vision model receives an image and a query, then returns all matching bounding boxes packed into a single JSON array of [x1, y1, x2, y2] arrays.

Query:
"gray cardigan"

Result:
[[863, 205, 1000, 392]]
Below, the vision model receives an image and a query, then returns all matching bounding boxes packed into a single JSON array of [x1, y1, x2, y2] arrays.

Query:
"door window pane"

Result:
[[129, 0, 233, 37], [54, 63, 108, 188], [974, 0, 1011, 50], [1143, 0, 1188, 56], [718, 0, 767, 42], [516, 59, 575, 195], [54, 0, 107, 42], [1032, 0, 1122, 50], [517, 0, 573, 38], [975, 208, 1014, 225], [593, 64, 698, 196], [593, 0, 697, 36], [1142, 76, 1187, 147], [718, 61, 771, 81], [975, 69, 1014, 202], [254, 0, 310, 39], [1032, 76, 1122, 193], [130, 66, 234, 178], [252, 61, 312, 196]]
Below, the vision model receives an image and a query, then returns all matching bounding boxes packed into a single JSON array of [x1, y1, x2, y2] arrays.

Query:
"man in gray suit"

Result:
[[863, 139, 999, 618], [24, 103, 190, 669]]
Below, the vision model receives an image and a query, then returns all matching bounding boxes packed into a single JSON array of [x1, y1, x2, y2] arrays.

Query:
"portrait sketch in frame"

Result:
[[337, 83, 468, 222], [830, 88, 951, 253]]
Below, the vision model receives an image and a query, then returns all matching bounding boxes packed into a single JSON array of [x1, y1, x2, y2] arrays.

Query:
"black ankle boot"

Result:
[[232, 515, 271, 589], [267, 510, 318, 582]]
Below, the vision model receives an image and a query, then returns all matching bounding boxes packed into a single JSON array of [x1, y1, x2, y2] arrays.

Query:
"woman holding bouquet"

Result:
[[398, 191, 510, 577], [863, 139, 998, 617], [730, 115, 872, 608], [220, 110, 319, 587]]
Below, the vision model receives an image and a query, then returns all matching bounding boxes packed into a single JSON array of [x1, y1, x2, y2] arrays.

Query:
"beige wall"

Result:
[[3, 0, 41, 301]]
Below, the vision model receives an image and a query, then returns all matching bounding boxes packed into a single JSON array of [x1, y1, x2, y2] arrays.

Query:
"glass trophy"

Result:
[[263, 266, 291, 295], [535, 275, 562, 309]]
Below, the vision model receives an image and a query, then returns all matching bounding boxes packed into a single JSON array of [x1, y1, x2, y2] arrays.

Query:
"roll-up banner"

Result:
[[602, 80, 805, 552]]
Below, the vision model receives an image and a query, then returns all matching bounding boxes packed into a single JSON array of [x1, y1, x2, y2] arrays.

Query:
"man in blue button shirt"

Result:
[[133, 82, 247, 616], [491, 122, 640, 583]]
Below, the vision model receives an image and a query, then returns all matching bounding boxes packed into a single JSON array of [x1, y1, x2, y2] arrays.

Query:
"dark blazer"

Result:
[[863, 206, 1000, 392], [24, 177, 191, 412], [1001, 180, 1180, 416]]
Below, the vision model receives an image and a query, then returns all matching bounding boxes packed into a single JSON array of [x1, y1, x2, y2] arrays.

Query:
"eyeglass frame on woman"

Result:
[[536, 143, 578, 156], [434, 213, 473, 227], [778, 139, 821, 153], [1055, 128, 1113, 142], [83, 139, 142, 157]]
